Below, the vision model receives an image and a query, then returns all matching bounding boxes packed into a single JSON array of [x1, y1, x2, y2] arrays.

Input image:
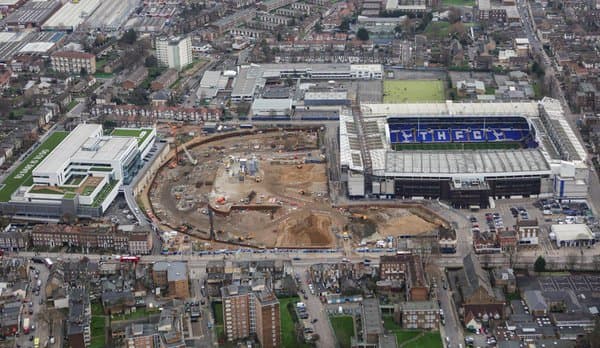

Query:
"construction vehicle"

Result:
[[255, 176, 262, 183], [352, 213, 368, 220]]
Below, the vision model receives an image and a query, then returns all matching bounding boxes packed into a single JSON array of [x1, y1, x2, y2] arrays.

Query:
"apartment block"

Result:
[[397, 301, 439, 329], [67, 289, 91, 348], [51, 51, 96, 74], [221, 285, 281, 347], [155, 36, 193, 71], [31, 224, 152, 254]]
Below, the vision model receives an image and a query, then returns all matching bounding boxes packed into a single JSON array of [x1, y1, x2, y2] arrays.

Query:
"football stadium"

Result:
[[340, 97, 589, 208]]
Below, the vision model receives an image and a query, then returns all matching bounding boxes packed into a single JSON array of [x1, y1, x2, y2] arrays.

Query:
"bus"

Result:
[[239, 123, 253, 129], [33, 337, 39, 348], [120, 255, 140, 263], [43, 258, 53, 269]]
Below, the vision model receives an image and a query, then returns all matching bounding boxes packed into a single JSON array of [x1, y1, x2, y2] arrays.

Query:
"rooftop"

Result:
[[551, 224, 594, 241], [51, 50, 95, 59], [33, 124, 102, 176], [362, 298, 384, 335], [153, 262, 187, 282], [384, 149, 550, 177], [0, 131, 68, 201], [111, 127, 154, 146], [42, 0, 102, 30]]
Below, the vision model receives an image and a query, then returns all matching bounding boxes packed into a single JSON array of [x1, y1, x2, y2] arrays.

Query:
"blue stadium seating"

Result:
[[387, 116, 535, 147]]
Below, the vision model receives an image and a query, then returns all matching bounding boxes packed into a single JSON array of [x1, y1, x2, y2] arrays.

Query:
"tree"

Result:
[[79, 67, 88, 77], [448, 7, 462, 23], [121, 29, 137, 45], [449, 22, 466, 36], [144, 55, 158, 68], [314, 21, 323, 33], [534, 256, 546, 273], [394, 25, 402, 35], [357, 27, 370, 41], [339, 17, 351, 31], [531, 61, 545, 77]]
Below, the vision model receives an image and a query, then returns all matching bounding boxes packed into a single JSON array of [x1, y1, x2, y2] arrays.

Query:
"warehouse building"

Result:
[[41, 0, 102, 31], [551, 224, 595, 248], [3, 0, 62, 28], [231, 63, 382, 102]]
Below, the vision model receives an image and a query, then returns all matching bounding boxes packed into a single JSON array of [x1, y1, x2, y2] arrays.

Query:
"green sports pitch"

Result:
[[393, 142, 522, 151], [383, 80, 446, 103]]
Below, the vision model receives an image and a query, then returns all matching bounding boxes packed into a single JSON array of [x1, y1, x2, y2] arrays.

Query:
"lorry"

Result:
[[23, 317, 30, 334]]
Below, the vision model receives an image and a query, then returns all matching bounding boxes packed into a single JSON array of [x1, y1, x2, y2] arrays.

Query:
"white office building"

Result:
[[2, 124, 156, 218], [155, 36, 193, 71]]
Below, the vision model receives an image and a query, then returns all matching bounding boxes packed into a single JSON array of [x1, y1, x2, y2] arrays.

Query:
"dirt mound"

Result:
[[276, 212, 333, 247], [265, 163, 327, 191], [378, 214, 438, 236]]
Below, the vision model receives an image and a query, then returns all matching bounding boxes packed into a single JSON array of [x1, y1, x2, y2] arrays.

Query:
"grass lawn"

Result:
[[506, 291, 521, 301], [94, 72, 113, 78], [404, 332, 443, 348], [279, 297, 312, 348], [330, 316, 354, 348], [442, 0, 475, 6], [383, 316, 422, 345], [28, 188, 63, 195], [112, 307, 159, 321], [383, 80, 445, 103], [90, 315, 105, 348], [395, 331, 422, 344], [111, 127, 153, 145], [424, 22, 451, 39], [383, 316, 401, 331], [89, 179, 118, 207], [0, 131, 68, 202], [66, 99, 78, 112], [213, 302, 223, 325]]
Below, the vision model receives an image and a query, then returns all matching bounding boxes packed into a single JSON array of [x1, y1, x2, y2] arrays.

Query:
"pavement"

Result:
[[438, 271, 463, 348], [14, 262, 58, 348], [295, 265, 337, 348]]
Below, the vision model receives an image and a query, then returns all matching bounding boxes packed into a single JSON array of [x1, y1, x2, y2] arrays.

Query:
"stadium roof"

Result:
[[540, 97, 587, 163], [383, 149, 551, 177], [362, 101, 539, 117]]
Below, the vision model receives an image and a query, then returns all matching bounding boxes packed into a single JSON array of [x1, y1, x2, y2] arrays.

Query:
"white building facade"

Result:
[[155, 36, 193, 71]]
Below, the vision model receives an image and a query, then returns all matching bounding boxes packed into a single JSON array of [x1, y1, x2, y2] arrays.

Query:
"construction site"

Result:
[[147, 126, 449, 250], [149, 127, 345, 249]]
